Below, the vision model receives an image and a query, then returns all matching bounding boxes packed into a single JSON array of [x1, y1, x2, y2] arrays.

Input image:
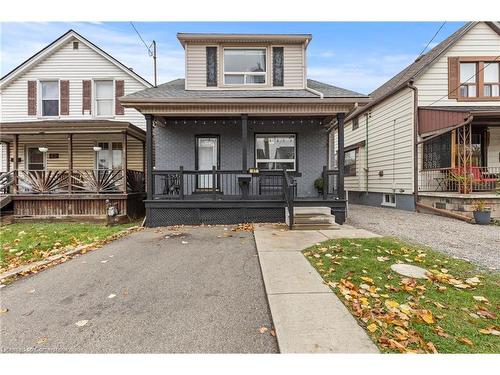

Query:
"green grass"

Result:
[[303, 237, 500, 353], [0, 222, 137, 271]]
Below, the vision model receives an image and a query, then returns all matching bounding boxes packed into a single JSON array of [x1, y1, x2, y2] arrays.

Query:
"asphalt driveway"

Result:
[[0, 226, 278, 353]]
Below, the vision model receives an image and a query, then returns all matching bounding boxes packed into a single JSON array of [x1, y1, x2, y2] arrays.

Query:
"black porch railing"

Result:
[[151, 166, 341, 202]]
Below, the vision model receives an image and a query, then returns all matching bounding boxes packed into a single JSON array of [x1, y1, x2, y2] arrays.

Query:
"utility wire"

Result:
[[417, 22, 446, 58], [427, 54, 500, 107], [130, 22, 153, 56]]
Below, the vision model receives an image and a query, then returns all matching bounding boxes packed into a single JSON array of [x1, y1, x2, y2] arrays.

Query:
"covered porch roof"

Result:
[[0, 120, 146, 141], [418, 106, 500, 136]]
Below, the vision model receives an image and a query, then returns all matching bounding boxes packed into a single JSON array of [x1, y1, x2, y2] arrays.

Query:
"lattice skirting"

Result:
[[147, 207, 285, 227]]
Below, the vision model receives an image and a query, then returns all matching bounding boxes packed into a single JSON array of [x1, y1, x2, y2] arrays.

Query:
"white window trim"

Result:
[[381, 193, 397, 207], [255, 133, 296, 171], [94, 141, 122, 170], [38, 79, 60, 118], [222, 47, 268, 86], [92, 78, 115, 118]]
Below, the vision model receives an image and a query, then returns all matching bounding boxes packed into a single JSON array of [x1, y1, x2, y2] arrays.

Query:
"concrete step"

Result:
[[293, 215, 336, 225], [292, 222, 340, 231]]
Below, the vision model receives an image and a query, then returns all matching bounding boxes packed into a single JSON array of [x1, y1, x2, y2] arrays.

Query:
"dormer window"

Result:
[[223, 48, 266, 85]]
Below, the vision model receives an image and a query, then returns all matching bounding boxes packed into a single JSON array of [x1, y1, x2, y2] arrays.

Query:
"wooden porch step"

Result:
[[0, 194, 12, 210]]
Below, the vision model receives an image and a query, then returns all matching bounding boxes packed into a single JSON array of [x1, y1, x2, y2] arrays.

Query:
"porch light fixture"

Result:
[[38, 146, 48, 153], [93, 146, 102, 152]]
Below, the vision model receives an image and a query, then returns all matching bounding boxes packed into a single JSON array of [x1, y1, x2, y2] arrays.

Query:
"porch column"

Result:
[[241, 114, 248, 172], [337, 113, 345, 200], [13, 134, 18, 193], [122, 131, 128, 193], [145, 114, 154, 200], [67, 134, 73, 193], [5, 142, 10, 172]]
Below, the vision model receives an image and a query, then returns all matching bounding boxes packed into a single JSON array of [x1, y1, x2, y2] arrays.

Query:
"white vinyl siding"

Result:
[[9, 134, 144, 172], [184, 42, 305, 90], [336, 88, 415, 194], [416, 22, 500, 107], [0, 37, 147, 129]]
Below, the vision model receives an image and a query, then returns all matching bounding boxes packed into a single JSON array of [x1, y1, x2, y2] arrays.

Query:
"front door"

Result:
[[196, 136, 219, 189]]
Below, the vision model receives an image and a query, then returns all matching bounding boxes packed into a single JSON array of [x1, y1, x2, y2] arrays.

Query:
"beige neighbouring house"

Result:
[[332, 21, 500, 219], [0, 30, 151, 221]]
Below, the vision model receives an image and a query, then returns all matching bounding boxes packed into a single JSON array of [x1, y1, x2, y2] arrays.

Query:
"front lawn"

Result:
[[0, 222, 137, 272], [303, 237, 500, 353]]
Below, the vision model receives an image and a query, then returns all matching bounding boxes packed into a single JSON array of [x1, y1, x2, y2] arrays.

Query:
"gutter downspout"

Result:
[[305, 85, 324, 99], [364, 112, 369, 192], [407, 80, 419, 210]]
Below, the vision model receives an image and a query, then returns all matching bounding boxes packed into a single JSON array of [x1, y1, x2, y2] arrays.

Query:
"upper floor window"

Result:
[[459, 62, 477, 98], [41, 81, 59, 116], [456, 59, 500, 99], [95, 80, 114, 116], [223, 49, 266, 85], [483, 62, 499, 97]]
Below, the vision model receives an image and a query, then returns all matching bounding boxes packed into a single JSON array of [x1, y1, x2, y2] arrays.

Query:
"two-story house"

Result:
[[0, 30, 151, 221], [121, 33, 370, 227], [333, 21, 500, 220]]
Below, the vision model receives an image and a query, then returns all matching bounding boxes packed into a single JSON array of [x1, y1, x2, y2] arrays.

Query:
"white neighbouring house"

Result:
[[332, 21, 500, 219], [0, 30, 151, 220]]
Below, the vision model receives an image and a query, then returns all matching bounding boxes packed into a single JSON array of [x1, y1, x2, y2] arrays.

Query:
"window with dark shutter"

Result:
[[27, 81, 37, 116], [206, 47, 218, 87], [82, 80, 91, 114], [272, 47, 284, 87], [352, 117, 359, 130], [115, 80, 124, 115], [448, 57, 460, 99], [60, 80, 69, 115]]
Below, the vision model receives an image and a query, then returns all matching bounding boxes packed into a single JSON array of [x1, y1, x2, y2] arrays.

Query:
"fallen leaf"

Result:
[[0, 308, 9, 314], [367, 323, 378, 333], [427, 342, 438, 354], [107, 294, 116, 299], [473, 296, 489, 303], [385, 300, 399, 309], [458, 337, 474, 346], [478, 327, 500, 336], [259, 326, 268, 334], [360, 276, 374, 284], [270, 329, 276, 337], [75, 320, 89, 327], [418, 310, 435, 324], [36, 336, 48, 344]]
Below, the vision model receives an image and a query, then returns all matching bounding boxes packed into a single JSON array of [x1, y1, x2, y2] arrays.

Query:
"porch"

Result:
[[417, 107, 500, 219], [0, 120, 146, 220], [144, 115, 348, 228]]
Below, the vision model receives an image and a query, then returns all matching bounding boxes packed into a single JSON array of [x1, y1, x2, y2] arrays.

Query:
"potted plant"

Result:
[[314, 178, 324, 196], [472, 200, 491, 225]]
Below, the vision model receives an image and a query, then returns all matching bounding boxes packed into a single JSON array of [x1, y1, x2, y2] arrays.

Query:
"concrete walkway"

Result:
[[254, 223, 380, 353]]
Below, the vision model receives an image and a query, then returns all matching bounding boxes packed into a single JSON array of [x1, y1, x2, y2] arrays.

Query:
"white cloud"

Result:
[[308, 53, 415, 94]]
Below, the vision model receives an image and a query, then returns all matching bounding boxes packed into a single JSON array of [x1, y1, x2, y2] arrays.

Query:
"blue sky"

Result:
[[0, 22, 465, 94]]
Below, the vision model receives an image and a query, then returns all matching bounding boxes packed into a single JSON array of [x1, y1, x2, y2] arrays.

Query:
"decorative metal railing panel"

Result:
[[71, 169, 124, 193], [0, 171, 15, 194], [18, 170, 69, 194], [126, 169, 146, 193], [419, 167, 500, 193]]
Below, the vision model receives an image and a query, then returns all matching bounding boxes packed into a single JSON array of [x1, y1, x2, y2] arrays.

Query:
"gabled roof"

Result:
[[0, 29, 152, 89], [346, 21, 500, 121], [121, 78, 369, 103], [177, 33, 312, 48]]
